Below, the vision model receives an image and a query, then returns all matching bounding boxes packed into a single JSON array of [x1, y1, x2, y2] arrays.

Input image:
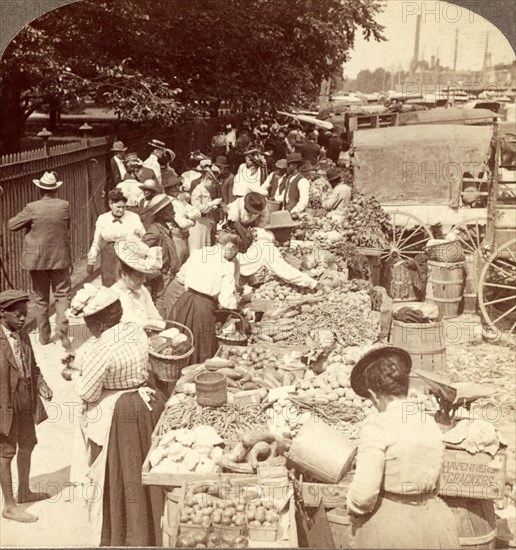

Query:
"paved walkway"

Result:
[[0, 280, 102, 548]]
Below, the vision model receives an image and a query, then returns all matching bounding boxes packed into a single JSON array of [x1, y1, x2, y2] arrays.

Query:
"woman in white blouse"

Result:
[[87, 189, 145, 286], [172, 223, 253, 365], [347, 346, 459, 549], [189, 174, 222, 251], [110, 237, 166, 331]]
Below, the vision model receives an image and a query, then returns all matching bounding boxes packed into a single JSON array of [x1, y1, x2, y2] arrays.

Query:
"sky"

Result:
[[344, 0, 516, 78]]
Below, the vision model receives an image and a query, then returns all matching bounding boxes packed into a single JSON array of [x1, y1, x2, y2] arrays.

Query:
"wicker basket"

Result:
[[426, 240, 464, 263], [216, 311, 249, 347], [148, 321, 194, 383]]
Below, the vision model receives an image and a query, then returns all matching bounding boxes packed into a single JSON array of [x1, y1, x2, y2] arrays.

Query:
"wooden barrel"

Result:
[[389, 319, 446, 372], [358, 247, 382, 287], [390, 260, 419, 302], [426, 260, 466, 319], [444, 497, 497, 549], [463, 252, 483, 314]]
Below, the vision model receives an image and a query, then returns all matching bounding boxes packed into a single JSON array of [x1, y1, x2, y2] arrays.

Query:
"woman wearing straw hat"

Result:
[[172, 223, 253, 364], [111, 236, 165, 330], [87, 189, 145, 287], [138, 179, 164, 230], [141, 195, 181, 316], [347, 345, 459, 549], [8, 171, 72, 347], [232, 149, 269, 197], [63, 284, 165, 546]]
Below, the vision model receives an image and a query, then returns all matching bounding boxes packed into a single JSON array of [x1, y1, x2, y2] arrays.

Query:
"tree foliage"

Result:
[[0, 0, 385, 152]]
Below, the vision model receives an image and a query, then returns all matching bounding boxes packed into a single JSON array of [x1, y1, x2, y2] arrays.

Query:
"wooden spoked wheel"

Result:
[[478, 237, 516, 343], [450, 216, 487, 256], [382, 210, 432, 261]]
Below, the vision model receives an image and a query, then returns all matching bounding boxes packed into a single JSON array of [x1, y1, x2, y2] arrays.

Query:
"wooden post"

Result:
[[37, 127, 52, 156], [485, 123, 499, 248]]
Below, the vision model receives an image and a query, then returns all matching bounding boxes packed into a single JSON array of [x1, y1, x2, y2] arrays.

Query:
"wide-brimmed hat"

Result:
[[0, 289, 29, 310], [286, 153, 303, 165], [275, 159, 287, 170], [124, 152, 143, 166], [148, 139, 166, 149], [244, 192, 266, 214], [148, 193, 172, 215], [67, 284, 120, 319], [263, 210, 300, 230], [115, 237, 163, 274], [326, 167, 341, 183], [350, 345, 412, 398], [139, 179, 162, 193], [33, 171, 63, 190], [215, 156, 229, 168], [111, 141, 127, 152]]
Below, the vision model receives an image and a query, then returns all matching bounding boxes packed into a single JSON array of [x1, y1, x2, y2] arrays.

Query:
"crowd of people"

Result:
[[0, 117, 351, 537]]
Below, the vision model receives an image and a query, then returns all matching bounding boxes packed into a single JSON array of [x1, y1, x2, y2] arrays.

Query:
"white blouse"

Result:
[[179, 244, 238, 309], [111, 280, 164, 329]]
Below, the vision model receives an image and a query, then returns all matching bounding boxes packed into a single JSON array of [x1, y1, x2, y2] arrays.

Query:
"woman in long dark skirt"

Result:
[[172, 223, 253, 364]]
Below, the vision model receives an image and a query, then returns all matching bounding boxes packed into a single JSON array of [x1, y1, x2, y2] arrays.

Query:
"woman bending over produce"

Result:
[[238, 210, 320, 290], [172, 223, 253, 364], [347, 346, 459, 549]]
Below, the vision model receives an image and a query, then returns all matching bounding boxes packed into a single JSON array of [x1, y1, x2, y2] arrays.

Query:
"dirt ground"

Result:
[[0, 313, 514, 548]]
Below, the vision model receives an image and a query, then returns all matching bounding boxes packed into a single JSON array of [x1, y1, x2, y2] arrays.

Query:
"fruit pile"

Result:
[[179, 493, 215, 529], [246, 501, 280, 529], [212, 500, 247, 529], [252, 278, 322, 302]]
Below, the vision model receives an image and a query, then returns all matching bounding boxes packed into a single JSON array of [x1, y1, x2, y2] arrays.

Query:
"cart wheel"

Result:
[[478, 237, 516, 344], [450, 216, 487, 256], [382, 210, 432, 261]]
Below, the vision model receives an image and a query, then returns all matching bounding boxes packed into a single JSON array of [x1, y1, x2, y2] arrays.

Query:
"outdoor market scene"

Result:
[[0, 1, 515, 548]]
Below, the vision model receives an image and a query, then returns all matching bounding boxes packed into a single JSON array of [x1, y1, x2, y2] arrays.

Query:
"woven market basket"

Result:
[[426, 240, 464, 263], [148, 321, 194, 383], [216, 311, 249, 347]]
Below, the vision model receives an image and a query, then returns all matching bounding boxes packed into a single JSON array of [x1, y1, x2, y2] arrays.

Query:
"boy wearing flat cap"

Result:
[[0, 290, 53, 523]]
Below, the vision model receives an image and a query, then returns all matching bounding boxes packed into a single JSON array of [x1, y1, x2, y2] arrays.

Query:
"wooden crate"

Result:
[[300, 473, 352, 509], [162, 480, 298, 548], [439, 449, 507, 500]]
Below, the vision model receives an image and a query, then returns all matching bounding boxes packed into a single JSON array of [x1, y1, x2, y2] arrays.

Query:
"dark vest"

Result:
[[284, 173, 303, 211]]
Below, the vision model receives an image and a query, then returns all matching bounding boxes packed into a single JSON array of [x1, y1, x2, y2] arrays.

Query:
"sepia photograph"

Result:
[[0, 0, 514, 547]]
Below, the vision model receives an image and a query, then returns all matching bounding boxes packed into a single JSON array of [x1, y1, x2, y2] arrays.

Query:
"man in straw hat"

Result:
[[322, 167, 351, 212], [109, 140, 127, 190], [8, 171, 72, 348], [0, 289, 53, 522], [238, 211, 320, 290], [143, 139, 173, 185]]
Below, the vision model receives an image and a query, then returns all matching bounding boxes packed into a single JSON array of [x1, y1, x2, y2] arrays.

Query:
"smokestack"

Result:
[[413, 14, 421, 69], [453, 30, 459, 72]]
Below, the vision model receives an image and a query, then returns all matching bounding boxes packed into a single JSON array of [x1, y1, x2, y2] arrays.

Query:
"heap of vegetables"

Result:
[[219, 431, 291, 474], [272, 288, 380, 347], [148, 425, 223, 475], [149, 326, 191, 357], [294, 193, 390, 250]]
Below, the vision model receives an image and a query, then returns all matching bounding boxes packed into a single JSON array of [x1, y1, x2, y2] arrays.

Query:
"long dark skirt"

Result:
[[100, 387, 166, 547], [100, 242, 118, 287], [172, 289, 217, 365]]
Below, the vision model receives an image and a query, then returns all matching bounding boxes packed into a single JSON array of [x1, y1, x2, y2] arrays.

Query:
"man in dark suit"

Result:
[[0, 290, 52, 523], [301, 131, 321, 165], [327, 130, 344, 164], [8, 171, 72, 348], [109, 141, 127, 191]]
